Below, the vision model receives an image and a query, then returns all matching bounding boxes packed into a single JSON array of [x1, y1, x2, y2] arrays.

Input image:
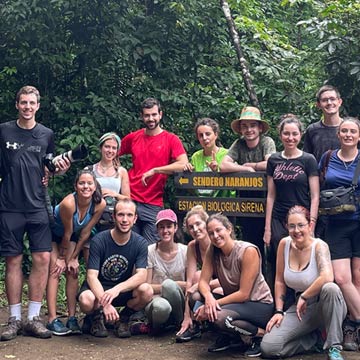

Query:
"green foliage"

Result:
[[0, 0, 359, 201]]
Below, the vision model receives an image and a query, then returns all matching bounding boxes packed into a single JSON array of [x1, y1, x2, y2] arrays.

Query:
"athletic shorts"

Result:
[[0, 210, 52, 256], [325, 218, 360, 260], [78, 280, 133, 307]]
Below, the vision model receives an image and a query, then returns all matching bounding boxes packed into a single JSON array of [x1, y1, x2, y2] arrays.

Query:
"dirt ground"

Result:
[[0, 308, 359, 360]]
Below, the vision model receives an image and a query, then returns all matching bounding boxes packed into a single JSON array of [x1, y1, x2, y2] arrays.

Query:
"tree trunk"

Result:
[[220, 0, 259, 108]]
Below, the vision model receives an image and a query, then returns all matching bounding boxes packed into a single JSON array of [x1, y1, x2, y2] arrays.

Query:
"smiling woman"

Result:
[[261, 205, 346, 360], [264, 115, 320, 255], [318, 117, 360, 351], [193, 213, 273, 356]]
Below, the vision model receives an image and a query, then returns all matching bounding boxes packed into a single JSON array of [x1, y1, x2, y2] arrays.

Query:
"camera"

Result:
[[43, 144, 88, 172]]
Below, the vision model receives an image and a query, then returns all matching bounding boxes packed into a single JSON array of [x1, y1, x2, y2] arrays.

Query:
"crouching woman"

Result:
[[261, 205, 347, 360], [195, 213, 273, 355]]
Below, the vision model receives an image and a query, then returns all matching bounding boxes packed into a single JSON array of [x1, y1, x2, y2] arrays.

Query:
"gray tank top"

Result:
[[283, 236, 319, 293]]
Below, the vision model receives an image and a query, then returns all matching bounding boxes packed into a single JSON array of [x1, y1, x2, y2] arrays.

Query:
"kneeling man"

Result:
[[78, 198, 153, 337]]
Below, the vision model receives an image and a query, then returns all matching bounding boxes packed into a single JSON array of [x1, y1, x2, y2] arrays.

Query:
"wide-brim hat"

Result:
[[231, 106, 270, 134]]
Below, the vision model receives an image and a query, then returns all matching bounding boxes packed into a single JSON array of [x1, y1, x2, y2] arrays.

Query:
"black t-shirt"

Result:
[[267, 151, 319, 219], [0, 121, 54, 212], [303, 120, 340, 162], [88, 230, 148, 288]]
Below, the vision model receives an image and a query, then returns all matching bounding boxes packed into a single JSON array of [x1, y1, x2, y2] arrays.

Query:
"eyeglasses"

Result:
[[320, 97, 338, 104], [287, 223, 308, 231]]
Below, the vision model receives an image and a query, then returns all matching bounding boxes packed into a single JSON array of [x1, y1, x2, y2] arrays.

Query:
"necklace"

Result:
[[342, 158, 355, 170], [338, 150, 357, 170], [98, 162, 114, 172]]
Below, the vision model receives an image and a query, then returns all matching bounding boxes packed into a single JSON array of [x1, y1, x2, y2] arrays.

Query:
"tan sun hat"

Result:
[[231, 106, 270, 134]]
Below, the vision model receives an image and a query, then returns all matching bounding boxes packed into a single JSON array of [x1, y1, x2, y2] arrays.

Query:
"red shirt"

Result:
[[120, 129, 186, 206]]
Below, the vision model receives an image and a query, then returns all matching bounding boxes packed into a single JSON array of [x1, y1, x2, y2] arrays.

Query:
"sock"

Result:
[[9, 303, 22, 321], [28, 301, 42, 320]]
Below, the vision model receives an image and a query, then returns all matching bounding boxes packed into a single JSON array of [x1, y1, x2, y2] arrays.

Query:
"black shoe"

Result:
[[81, 314, 93, 334], [114, 319, 131, 338], [90, 309, 108, 338], [244, 337, 262, 357], [176, 323, 202, 343], [208, 334, 244, 352]]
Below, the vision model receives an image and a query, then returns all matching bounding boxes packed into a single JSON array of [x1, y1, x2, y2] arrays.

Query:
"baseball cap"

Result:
[[155, 209, 178, 225]]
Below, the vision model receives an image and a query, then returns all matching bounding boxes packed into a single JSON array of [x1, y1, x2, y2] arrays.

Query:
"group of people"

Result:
[[0, 85, 359, 360]]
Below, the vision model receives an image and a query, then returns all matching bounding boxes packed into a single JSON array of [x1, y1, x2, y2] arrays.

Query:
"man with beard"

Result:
[[78, 199, 153, 338], [119, 98, 188, 244]]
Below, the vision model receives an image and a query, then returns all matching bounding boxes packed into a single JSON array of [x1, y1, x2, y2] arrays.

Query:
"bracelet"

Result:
[[300, 294, 308, 302], [274, 309, 284, 315]]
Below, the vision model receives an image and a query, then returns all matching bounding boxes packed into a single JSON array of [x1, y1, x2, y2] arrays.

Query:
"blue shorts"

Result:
[[0, 210, 52, 256]]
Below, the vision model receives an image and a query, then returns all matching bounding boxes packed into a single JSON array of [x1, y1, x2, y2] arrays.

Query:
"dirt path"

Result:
[[0, 308, 358, 360]]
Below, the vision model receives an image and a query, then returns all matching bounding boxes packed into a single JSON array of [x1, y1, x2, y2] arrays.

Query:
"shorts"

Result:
[[78, 280, 133, 307], [52, 232, 79, 244], [325, 218, 360, 259], [0, 210, 52, 256]]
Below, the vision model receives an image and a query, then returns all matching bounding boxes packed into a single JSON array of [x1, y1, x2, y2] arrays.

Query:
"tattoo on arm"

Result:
[[280, 293, 286, 303], [316, 242, 332, 273]]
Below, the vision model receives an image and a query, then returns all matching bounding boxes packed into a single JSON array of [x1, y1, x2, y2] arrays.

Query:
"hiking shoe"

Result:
[[66, 316, 82, 335], [328, 346, 344, 360], [115, 319, 131, 338], [90, 309, 108, 338], [47, 318, 72, 336], [0, 316, 22, 341], [343, 324, 358, 351], [244, 337, 262, 357], [81, 314, 92, 334], [23, 316, 52, 339], [176, 323, 202, 343], [208, 334, 244, 352]]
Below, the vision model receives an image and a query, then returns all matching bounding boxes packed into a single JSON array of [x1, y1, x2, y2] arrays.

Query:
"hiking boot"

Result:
[[81, 314, 92, 334], [208, 334, 244, 352], [244, 337, 262, 357], [47, 318, 72, 336], [343, 324, 358, 351], [90, 309, 108, 338], [176, 323, 202, 343], [66, 316, 82, 335], [0, 316, 22, 341], [23, 316, 52, 339], [114, 319, 131, 338], [327, 346, 344, 360]]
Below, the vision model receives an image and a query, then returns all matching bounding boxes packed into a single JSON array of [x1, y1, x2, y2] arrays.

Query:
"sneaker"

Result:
[[244, 337, 262, 357], [47, 318, 72, 336], [129, 309, 147, 322], [90, 309, 108, 338], [81, 314, 92, 334], [66, 316, 82, 335], [208, 334, 244, 352], [23, 316, 52, 339], [176, 323, 202, 343], [0, 316, 22, 341], [114, 319, 131, 338], [328, 346, 344, 360], [343, 324, 358, 351]]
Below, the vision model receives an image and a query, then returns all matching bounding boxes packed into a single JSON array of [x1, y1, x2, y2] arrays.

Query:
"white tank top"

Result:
[[283, 236, 319, 293]]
